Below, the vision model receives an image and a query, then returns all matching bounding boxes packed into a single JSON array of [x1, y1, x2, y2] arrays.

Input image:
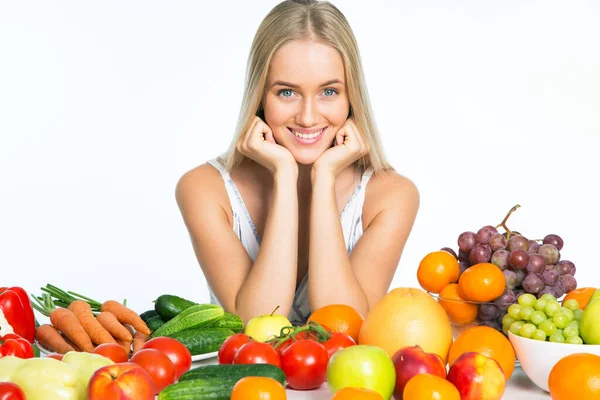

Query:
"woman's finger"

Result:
[[263, 124, 275, 143]]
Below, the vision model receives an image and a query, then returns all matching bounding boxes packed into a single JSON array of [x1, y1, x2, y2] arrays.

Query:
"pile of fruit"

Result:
[[419, 204, 579, 334]]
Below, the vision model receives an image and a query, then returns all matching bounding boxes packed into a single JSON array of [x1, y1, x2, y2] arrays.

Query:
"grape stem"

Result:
[[495, 204, 521, 239]]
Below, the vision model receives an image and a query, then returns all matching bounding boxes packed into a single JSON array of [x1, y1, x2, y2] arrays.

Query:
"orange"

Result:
[[230, 376, 287, 400], [331, 387, 384, 400], [308, 304, 364, 342], [417, 251, 460, 294], [563, 287, 596, 309], [358, 287, 453, 363], [403, 373, 461, 400], [438, 283, 478, 326], [448, 326, 515, 380], [548, 353, 600, 399], [457, 262, 505, 302]]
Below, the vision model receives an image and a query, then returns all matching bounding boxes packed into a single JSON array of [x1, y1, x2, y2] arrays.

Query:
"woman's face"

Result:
[[263, 39, 350, 165]]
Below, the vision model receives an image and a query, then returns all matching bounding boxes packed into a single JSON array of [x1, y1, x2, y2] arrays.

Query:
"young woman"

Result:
[[176, 0, 420, 324]]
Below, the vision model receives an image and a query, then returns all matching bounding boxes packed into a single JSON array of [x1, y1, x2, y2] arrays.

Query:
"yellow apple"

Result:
[[244, 308, 292, 342]]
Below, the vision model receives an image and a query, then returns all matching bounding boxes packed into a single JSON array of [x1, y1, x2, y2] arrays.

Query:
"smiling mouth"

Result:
[[288, 128, 325, 140]]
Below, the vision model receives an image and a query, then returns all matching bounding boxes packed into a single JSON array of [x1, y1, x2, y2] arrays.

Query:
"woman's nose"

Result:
[[296, 98, 317, 127]]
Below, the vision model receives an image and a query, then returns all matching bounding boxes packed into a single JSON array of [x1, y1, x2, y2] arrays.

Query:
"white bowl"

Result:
[[508, 331, 600, 392]]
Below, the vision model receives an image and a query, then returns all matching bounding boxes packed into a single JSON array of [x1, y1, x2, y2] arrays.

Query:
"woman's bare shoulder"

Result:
[[363, 169, 420, 224], [175, 162, 229, 212]]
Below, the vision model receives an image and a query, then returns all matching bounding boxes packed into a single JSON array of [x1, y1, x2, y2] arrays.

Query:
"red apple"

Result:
[[391, 345, 447, 400], [447, 352, 505, 400], [87, 362, 156, 400]]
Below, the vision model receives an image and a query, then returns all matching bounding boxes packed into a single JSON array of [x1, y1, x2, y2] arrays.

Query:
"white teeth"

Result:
[[292, 128, 323, 139]]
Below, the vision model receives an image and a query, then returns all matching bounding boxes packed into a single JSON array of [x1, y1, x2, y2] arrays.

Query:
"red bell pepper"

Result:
[[0, 333, 34, 359], [0, 287, 36, 343]]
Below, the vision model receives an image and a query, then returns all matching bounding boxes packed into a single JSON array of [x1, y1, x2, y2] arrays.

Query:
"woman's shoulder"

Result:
[[175, 161, 229, 209], [363, 169, 420, 223]]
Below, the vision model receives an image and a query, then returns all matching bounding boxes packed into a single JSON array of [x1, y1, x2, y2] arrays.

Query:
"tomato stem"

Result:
[[267, 321, 331, 349]]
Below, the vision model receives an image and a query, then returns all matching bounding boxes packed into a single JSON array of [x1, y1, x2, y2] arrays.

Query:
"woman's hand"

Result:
[[313, 118, 369, 180], [237, 116, 297, 176]]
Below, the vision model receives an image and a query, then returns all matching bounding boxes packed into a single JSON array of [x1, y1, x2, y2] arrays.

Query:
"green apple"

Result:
[[244, 308, 292, 342], [327, 345, 396, 400], [62, 351, 114, 396], [588, 289, 600, 307], [580, 296, 600, 344]]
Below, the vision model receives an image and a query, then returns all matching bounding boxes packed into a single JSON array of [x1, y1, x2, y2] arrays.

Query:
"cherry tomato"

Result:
[[130, 348, 177, 394], [280, 340, 329, 390], [93, 343, 129, 363], [142, 336, 192, 379], [322, 332, 356, 358], [0, 382, 25, 400], [233, 342, 281, 368], [218, 333, 253, 364]]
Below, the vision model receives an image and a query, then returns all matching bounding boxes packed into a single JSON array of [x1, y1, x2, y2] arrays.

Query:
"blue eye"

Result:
[[323, 88, 337, 96], [278, 89, 293, 98]]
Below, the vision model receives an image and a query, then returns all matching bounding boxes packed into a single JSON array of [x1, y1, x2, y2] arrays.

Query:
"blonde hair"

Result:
[[223, 0, 392, 173]]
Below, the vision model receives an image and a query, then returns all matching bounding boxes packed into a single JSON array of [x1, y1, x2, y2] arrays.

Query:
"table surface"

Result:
[[191, 357, 551, 400]]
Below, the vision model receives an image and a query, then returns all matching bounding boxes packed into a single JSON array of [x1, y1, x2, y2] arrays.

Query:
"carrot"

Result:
[[132, 331, 148, 355], [96, 312, 133, 341], [68, 300, 116, 346], [49, 307, 95, 352], [63, 335, 82, 352], [101, 300, 151, 335], [116, 338, 132, 356], [36, 324, 75, 354]]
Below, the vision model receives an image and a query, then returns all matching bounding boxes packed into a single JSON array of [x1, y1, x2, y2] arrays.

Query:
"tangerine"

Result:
[[230, 376, 287, 400], [331, 387, 384, 400], [403, 373, 461, 400], [548, 353, 600, 399], [448, 325, 515, 380], [358, 287, 453, 363], [417, 251, 460, 294], [563, 287, 596, 309], [308, 304, 364, 342], [438, 283, 478, 326], [457, 262, 505, 302]]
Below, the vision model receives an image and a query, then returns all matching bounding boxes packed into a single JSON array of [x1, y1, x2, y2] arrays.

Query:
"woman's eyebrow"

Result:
[[270, 79, 345, 88]]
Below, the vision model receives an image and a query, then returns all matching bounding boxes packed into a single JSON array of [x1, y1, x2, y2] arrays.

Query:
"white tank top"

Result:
[[207, 157, 374, 325]]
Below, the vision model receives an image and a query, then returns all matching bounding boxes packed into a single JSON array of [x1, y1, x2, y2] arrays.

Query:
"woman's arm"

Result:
[[176, 164, 299, 323], [308, 170, 420, 317]]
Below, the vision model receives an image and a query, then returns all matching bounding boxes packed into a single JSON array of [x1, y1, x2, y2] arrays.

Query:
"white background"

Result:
[[1, 1, 599, 317]]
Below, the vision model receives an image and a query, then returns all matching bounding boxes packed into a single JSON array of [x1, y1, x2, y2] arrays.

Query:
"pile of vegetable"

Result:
[[31, 284, 151, 356]]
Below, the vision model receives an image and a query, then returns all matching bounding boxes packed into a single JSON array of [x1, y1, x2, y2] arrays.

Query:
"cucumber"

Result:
[[179, 363, 287, 385], [150, 304, 224, 338], [167, 328, 234, 355], [140, 309, 159, 323], [208, 312, 244, 333], [158, 378, 237, 400], [155, 294, 198, 321], [146, 315, 166, 332]]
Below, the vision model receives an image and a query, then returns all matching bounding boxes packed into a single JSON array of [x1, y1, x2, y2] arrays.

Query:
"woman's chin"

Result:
[[291, 150, 324, 166]]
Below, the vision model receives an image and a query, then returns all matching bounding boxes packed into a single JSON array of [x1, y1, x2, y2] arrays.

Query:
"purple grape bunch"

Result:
[[442, 222, 577, 336]]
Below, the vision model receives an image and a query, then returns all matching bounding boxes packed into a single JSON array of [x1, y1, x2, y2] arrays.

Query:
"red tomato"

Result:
[[271, 338, 294, 356], [93, 343, 129, 363], [280, 340, 329, 390], [45, 353, 64, 361], [130, 348, 177, 394], [142, 337, 192, 379], [218, 333, 253, 364], [322, 332, 356, 358], [0, 382, 26, 400], [232, 342, 281, 368]]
